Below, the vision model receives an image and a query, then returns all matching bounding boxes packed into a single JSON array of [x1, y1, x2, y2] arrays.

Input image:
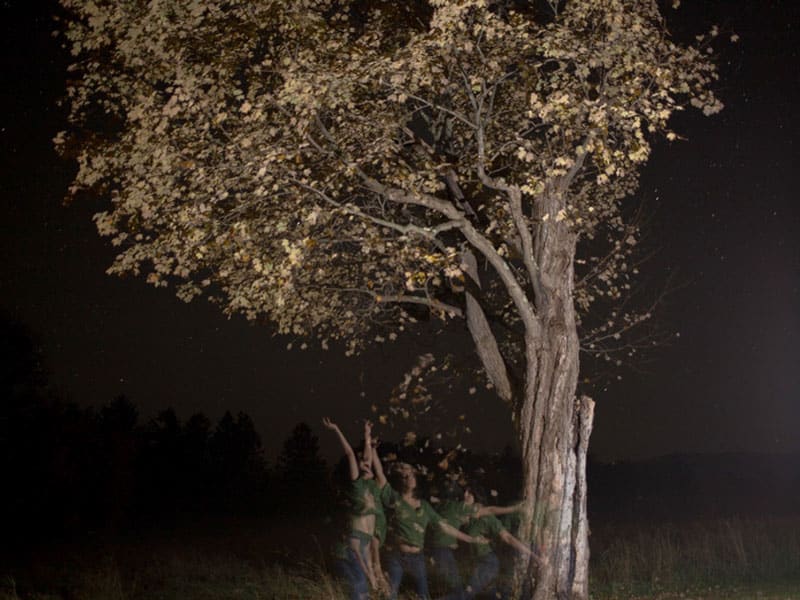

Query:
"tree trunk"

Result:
[[461, 185, 595, 597], [512, 220, 595, 599], [513, 336, 594, 598]]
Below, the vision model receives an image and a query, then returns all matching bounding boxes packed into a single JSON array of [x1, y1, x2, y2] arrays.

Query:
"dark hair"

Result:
[[441, 480, 465, 502], [389, 464, 416, 495], [464, 482, 487, 505]]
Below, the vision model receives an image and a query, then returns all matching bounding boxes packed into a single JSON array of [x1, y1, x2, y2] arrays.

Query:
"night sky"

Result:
[[1, 0, 798, 465]]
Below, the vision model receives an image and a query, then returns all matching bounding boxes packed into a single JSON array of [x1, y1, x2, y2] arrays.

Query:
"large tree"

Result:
[[57, 0, 721, 596]]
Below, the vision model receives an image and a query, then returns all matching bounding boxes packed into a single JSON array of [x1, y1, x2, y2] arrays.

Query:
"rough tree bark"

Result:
[[465, 196, 595, 599], [518, 215, 595, 599]]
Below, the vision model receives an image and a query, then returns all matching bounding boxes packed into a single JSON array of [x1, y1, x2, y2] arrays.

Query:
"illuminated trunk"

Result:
[[467, 286, 593, 599], [514, 335, 594, 599], [462, 181, 595, 598], [512, 220, 594, 600]]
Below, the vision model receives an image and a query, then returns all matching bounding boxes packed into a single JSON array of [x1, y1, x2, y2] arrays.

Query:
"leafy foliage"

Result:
[[57, 0, 721, 366]]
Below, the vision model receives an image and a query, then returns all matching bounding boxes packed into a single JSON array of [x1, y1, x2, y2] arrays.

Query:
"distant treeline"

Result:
[[1, 316, 334, 543], [1, 391, 335, 540]]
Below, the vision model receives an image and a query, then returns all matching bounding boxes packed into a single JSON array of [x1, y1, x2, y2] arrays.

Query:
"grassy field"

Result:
[[1, 516, 798, 599], [590, 517, 800, 599]]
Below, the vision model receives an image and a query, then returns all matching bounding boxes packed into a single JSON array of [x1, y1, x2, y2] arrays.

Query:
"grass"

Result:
[[1, 516, 798, 599], [0, 552, 349, 600], [589, 516, 800, 599]]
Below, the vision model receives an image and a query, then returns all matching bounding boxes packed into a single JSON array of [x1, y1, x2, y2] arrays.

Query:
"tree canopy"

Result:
[[57, 0, 721, 367]]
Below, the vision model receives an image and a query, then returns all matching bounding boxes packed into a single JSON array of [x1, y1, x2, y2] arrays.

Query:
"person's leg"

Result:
[[357, 536, 372, 585], [335, 549, 369, 600], [387, 552, 404, 600], [371, 537, 389, 593], [464, 552, 499, 599], [405, 552, 430, 599], [430, 547, 463, 600]]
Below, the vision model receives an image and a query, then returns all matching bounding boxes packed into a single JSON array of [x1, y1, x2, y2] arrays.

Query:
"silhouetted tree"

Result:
[[97, 395, 139, 528], [179, 412, 213, 506], [0, 314, 47, 403], [138, 407, 184, 515], [209, 411, 268, 511], [276, 423, 329, 513]]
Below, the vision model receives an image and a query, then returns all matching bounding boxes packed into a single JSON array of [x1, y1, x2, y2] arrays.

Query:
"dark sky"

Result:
[[1, 0, 798, 464]]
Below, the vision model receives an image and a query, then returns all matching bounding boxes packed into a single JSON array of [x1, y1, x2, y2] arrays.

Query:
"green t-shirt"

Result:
[[365, 479, 389, 544], [345, 478, 389, 544], [427, 500, 477, 549], [382, 486, 442, 549], [374, 510, 387, 545], [465, 514, 506, 558], [348, 477, 382, 517]]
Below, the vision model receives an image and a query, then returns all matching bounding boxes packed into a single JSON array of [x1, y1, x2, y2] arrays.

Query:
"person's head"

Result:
[[359, 456, 374, 479], [463, 487, 475, 506], [393, 462, 417, 494], [463, 482, 486, 506], [440, 480, 461, 502]]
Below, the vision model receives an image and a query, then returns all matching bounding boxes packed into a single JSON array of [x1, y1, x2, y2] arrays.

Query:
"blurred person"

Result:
[[380, 463, 487, 600], [324, 417, 381, 599], [427, 481, 521, 600]]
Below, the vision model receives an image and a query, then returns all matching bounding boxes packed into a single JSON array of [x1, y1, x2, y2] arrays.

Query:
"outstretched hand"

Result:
[[322, 417, 338, 431]]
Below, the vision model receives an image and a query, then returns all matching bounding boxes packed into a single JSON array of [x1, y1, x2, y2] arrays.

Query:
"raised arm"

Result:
[[370, 436, 387, 488], [476, 501, 523, 518], [362, 420, 374, 471], [438, 521, 488, 546], [499, 529, 533, 558], [322, 417, 358, 480]]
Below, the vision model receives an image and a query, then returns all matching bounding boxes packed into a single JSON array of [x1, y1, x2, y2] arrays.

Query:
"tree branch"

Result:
[[341, 287, 464, 318]]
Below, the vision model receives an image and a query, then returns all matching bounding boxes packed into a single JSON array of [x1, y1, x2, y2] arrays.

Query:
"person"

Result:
[[427, 482, 523, 600], [379, 463, 488, 600], [324, 417, 381, 599], [462, 488, 534, 600]]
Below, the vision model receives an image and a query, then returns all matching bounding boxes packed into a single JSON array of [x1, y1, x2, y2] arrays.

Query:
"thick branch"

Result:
[[462, 250, 513, 403]]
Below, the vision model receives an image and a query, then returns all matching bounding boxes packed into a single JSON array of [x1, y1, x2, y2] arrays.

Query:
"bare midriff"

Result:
[[398, 543, 422, 554], [352, 513, 375, 538]]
